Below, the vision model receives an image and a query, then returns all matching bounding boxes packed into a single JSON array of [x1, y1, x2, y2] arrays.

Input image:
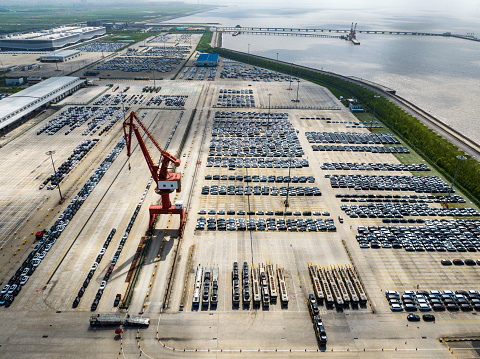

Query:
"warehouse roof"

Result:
[[0, 77, 81, 131], [41, 49, 81, 58], [197, 54, 219, 62]]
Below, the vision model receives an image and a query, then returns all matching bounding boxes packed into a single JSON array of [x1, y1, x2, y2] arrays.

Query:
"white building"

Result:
[[0, 77, 83, 134], [39, 49, 81, 63], [0, 26, 106, 51]]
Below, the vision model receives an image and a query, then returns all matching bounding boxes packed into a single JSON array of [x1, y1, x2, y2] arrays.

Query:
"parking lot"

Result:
[[0, 49, 479, 358]]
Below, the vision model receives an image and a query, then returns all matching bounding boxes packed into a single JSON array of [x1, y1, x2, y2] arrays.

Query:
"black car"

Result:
[[423, 314, 435, 321], [407, 314, 420, 321]]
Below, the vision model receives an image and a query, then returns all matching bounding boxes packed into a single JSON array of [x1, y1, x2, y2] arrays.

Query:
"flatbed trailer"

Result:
[[277, 267, 289, 304], [192, 265, 203, 307]]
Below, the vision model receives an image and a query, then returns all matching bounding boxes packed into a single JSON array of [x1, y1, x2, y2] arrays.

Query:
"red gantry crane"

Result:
[[123, 111, 186, 236]]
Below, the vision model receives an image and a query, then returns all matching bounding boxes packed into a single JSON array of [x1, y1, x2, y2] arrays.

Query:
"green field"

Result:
[[0, 3, 214, 34]]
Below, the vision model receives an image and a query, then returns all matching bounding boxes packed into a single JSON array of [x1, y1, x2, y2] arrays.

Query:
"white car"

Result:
[[91, 262, 98, 270], [99, 281, 106, 290], [1, 285, 10, 295], [20, 276, 29, 286]]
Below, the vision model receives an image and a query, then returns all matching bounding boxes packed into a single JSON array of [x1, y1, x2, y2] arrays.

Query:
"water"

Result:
[[166, 5, 480, 144]]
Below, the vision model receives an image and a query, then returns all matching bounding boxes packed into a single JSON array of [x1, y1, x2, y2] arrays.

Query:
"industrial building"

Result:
[[39, 49, 82, 63], [0, 76, 83, 134], [5, 77, 24, 86], [0, 26, 105, 51], [196, 54, 219, 67]]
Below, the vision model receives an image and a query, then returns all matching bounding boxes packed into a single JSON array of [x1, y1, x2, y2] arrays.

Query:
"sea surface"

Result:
[[166, 4, 480, 145]]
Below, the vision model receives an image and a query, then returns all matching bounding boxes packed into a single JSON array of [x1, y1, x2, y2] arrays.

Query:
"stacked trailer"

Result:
[[242, 262, 250, 307], [260, 269, 270, 307], [277, 266, 289, 306], [317, 266, 334, 305], [308, 262, 324, 304], [266, 262, 278, 303], [324, 267, 344, 308], [202, 267, 211, 308], [332, 265, 350, 308], [211, 267, 218, 308], [232, 262, 240, 306], [251, 266, 261, 307], [192, 265, 202, 308], [339, 265, 359, 305], [346, 265, 367, 303]]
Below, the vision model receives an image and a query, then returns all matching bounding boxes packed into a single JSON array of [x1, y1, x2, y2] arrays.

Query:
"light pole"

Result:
[[447, 155, 467, 204], [288, 63, 293, 90], [369, 95, 380, 131], [276, 52, 279, 76], [284, 154, 292, 210], [293, 80, 300, 102], [45, 151, 63, 203], [268, 93, 272, 124]]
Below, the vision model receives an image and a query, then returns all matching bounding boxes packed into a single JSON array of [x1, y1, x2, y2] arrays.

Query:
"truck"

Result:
[[89, 315, 149, 327]]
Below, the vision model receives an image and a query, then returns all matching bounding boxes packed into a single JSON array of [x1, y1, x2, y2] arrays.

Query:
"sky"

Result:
[[18, 0, 480, 21]]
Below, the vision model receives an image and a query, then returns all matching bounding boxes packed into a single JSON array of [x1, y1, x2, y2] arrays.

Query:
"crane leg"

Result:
[[148, 205, 186, 238]]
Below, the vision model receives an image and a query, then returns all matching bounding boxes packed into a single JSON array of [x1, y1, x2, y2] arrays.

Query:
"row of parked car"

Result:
[[77, 42, 125, 52], [95, 56, 182, 73], [73, 228, 116, 308], [336, 193, 466, 204], [356, 220, 480, 252], [198, 209, 330, 217], [214, 110, 288, 120], [196, 217, 336, 232], [328, 174, 451, 193], [219, 63, 293, 81], [205, 174, 315, 183], [387, 289, 480, 312], [308, 294, 327, 345], [441, 258, 480, 266], [321, 162, 430, 172], [313, 144, 410, 153], [40, 139, 98, 190], [206, 156, 308, 167], [215, 94, 255, 107], [145, 95, 188, 107], [342, 203, 479, 219], [37, 106, 103, 136], [306, 131, 400, 145], [1, 139, 126, 308], [201, 185, 322, 196]]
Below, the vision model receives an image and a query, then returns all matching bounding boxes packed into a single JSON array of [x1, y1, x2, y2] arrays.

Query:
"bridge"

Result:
[[218, 26, 455, 37], [225, 29, 343, 39]]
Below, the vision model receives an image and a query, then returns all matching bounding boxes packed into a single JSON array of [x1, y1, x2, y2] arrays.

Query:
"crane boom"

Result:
[[123, 111, 186, 236]]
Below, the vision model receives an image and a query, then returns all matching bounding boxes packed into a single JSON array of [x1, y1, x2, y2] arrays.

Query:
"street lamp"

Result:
[[447, 155, 467, 204], [293, 80, 300, 102], [288, 63, 293, 90], [45, 151, 63, 203], [268, 93, 272, 124], [284, 154, 292, 210], [276, 52, 279, 76], [369, 95, 380, 131]]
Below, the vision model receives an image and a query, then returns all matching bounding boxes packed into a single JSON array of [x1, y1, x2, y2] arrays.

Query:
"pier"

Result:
[[217, 26, 478, 42]]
